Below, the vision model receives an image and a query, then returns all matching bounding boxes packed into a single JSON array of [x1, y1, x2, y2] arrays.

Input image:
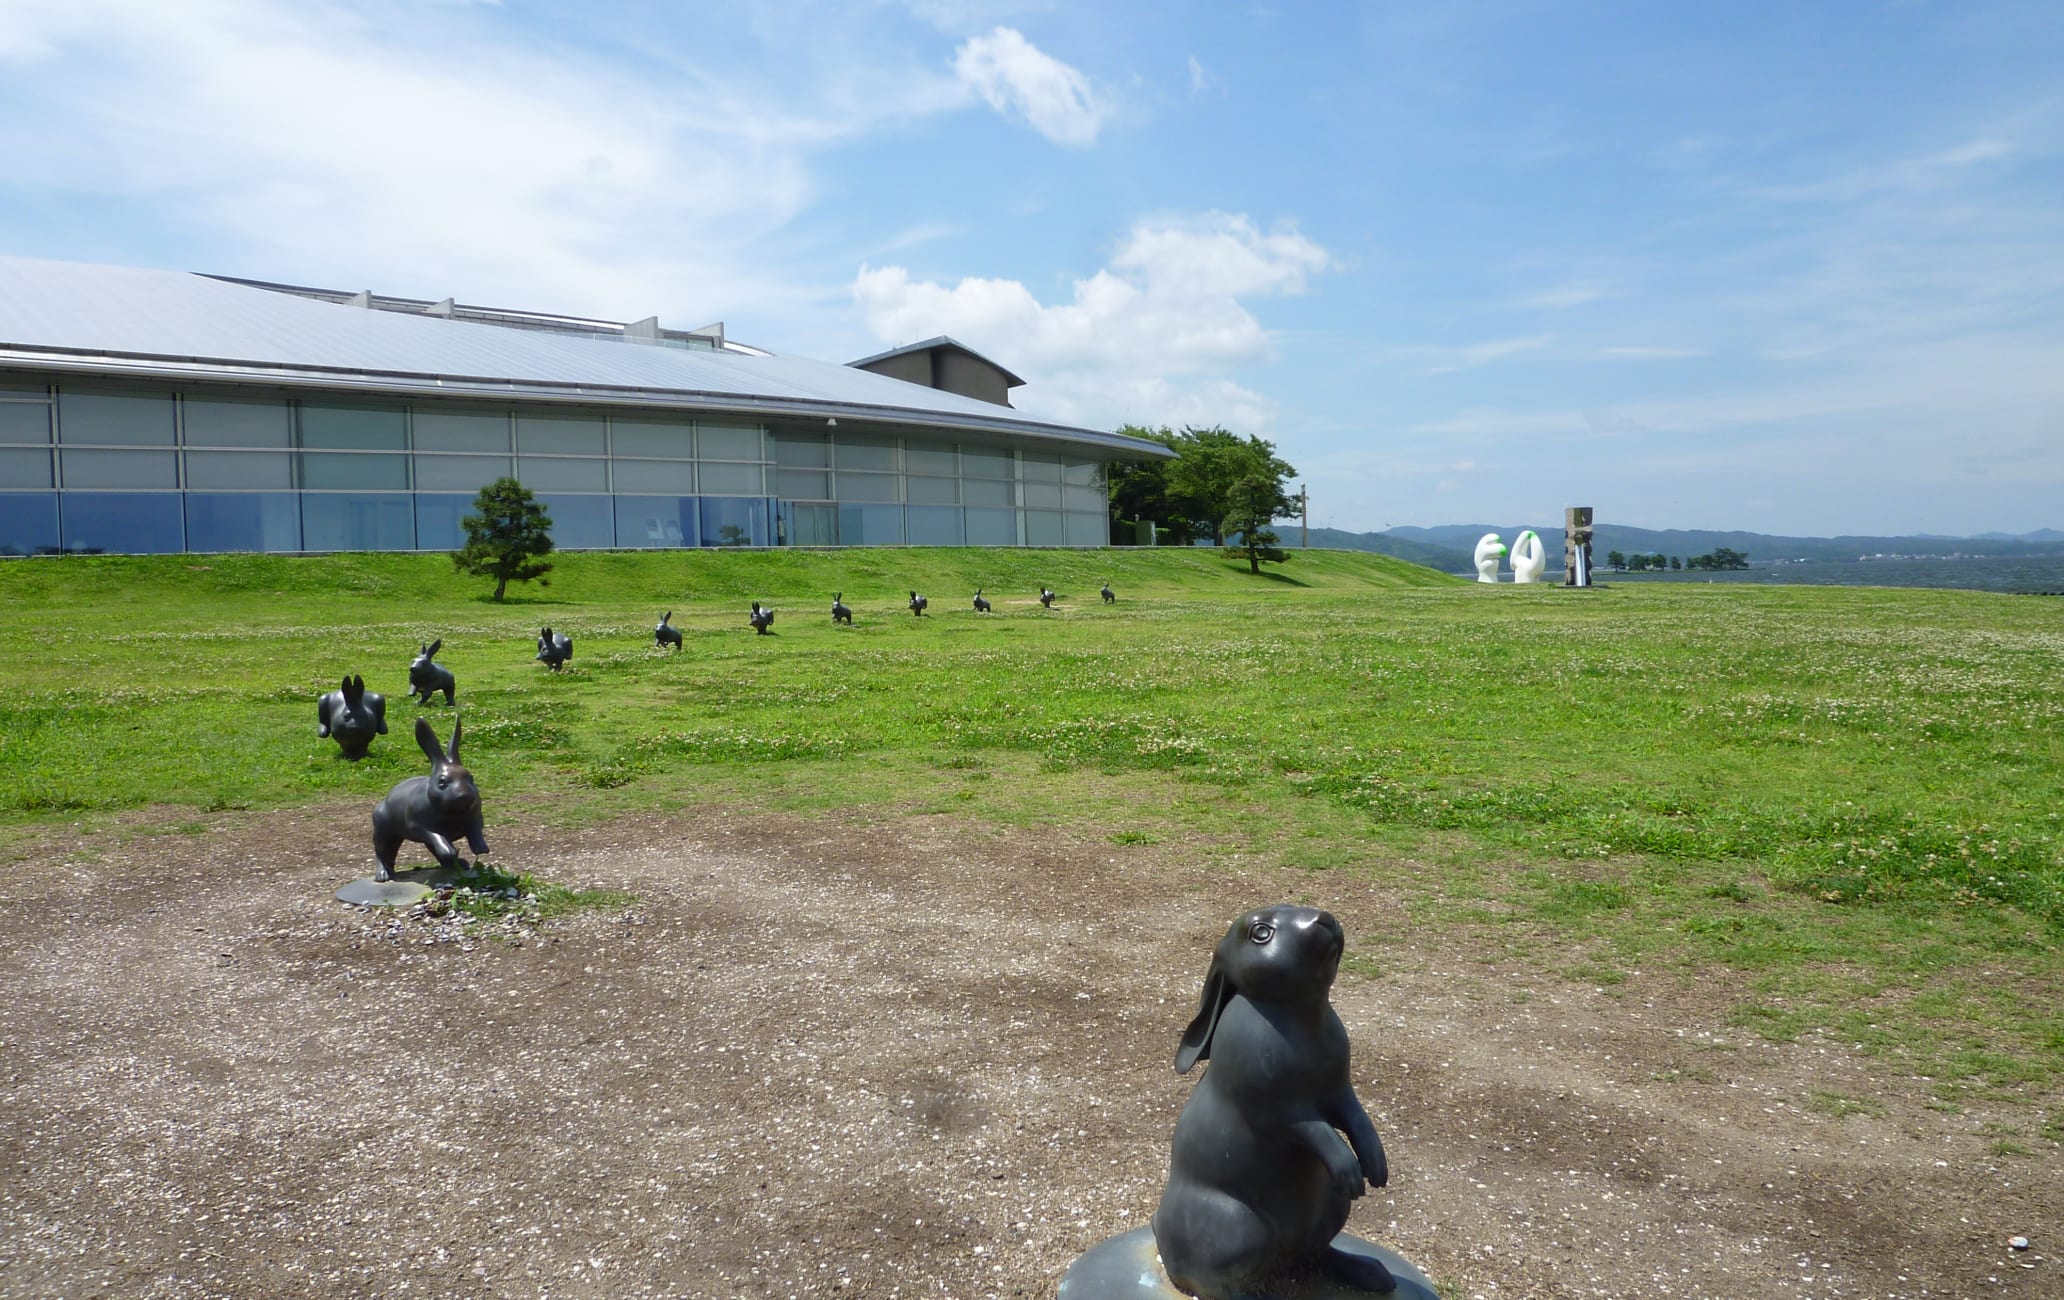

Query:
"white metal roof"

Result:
[[0, 256, 1169, 459]]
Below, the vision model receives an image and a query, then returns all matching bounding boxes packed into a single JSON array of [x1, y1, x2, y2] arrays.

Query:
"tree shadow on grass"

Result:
[[1226, 564, 1311, 587], [468, 592, 575, 606]]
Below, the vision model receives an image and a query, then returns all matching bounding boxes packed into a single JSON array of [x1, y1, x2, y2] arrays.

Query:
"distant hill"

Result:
[[1303, 527, 1471, 571], [1308, 524, 2064, 572]]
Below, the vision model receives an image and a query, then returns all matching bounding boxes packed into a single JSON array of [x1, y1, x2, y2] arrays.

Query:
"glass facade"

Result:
[[0, 379, 1117, 555]]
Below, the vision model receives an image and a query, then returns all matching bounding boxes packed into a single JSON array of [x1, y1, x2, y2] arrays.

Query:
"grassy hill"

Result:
[[3, 547, 2060, 1089]]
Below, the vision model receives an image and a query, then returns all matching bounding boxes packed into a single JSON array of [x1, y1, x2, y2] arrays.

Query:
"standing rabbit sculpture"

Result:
[[656, 611, 682, 650], [749, 602, 776, 635], [1039, 586, 1056, 608], [371, 718, 487, 882], [972, 588, 991, 613], [1101, 582, 1116, 604], [408, 639, 455, 705], [317, 674, 388, 760], [1152, 904, 1396, 1298], [536, 626, 573, 671], [831, 592, 854, 625], [908, 590, 928, 617]]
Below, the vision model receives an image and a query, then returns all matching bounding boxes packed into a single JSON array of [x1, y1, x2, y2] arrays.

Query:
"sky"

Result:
[[1, 0, 2060, 537]]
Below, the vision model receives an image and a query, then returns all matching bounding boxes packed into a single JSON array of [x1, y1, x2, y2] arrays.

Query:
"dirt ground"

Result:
[[0, 805, 2055, 1300]]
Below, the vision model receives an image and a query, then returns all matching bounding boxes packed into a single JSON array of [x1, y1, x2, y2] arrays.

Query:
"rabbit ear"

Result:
[[415, 716, 444, 764], [1175, 955, 1233, 1074], [448, 717, 462, 762], [426, 638, 442, 659]]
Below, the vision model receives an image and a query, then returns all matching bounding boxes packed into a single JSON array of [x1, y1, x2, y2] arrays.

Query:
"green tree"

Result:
[[453, 476, 555, 601], [1107, 425, 1186, 543], [1107, 425, 1296, 548], [1221, 468, 1296, 574], [1669, 555, 1682, 570], [1606, 549, 1627, 571]]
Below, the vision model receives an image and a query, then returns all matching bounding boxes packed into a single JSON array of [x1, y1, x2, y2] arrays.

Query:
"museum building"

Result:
[[0, 255, 1168, 556]]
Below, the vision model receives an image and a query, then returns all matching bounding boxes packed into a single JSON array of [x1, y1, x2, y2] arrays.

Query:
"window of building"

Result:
[[517, 413, 606, 456], [837, 503, 903, 545], [302, 492, 415, 551], [413, 494, 476, 551], [300, 403, 407, 451], [301, 452, 409, 490], [184, 396, 291, 447], [776, 501, 837, 546], [536, 494, 615, 549], [906, 474, 959, 505], [186, 493, 302, 552], [61, 492, 184, 553], [517, 456, 610, 492], [1025, 510, 1065, 546], [1065, 511, 1107, 547], [0, 399, 52, 445], [774, 468, 829, 499], [413, 409, 512, 453], [961, 446, 1015, 479], [1019, 453, 1062, 483], [772, 432, 830, 467], [697, 461, 763, 495], [185, 451, 294, 489], [698, 496, 766, 547], [57, 390, 176, 445], [1022, 482, 1063, 511], [413, 454, 512, 491], [614, 495, 694, 548], [834, 470, 899, 502], [905, 506, 964, 546], [59, 448, 178, 489], [0, 493, 59, 555], [904, 440, 958, 475], [962, 477, 1014, 508], [835, 436, 898, 471], [0, 446, 53, 488], [611, 419, 693, 459], [964, 508, 1017, 546], [613, 458, 696, 493], [696, 421, 763, 461]]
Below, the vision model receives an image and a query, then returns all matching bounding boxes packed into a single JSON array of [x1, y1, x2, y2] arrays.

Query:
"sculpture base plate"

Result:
[[1058, 1227, 1435, 1299], [335, 864, 466, 907]]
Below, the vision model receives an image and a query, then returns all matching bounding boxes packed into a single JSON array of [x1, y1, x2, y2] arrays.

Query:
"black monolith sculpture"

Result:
[[317, 674, 388, 760], [371, 717, 486, 882], [1152, 905, 1397, 1297]]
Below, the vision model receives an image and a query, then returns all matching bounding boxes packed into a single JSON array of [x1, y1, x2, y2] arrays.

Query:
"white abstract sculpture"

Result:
[[1510, 529, 1547, 584], [1473, 533, 1506, 583]]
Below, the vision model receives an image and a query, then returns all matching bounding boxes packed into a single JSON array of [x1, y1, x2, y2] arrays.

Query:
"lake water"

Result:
[[1459, 556, 2064, 594]]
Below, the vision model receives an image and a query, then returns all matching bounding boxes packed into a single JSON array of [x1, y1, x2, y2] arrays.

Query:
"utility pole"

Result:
[[1300, 483, 1309, 548]]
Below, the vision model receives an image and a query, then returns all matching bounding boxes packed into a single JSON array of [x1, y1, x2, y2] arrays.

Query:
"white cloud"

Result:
[[952, 27, 1107, 146], [851, 212, 1329, 432], [1389, 335, 1552, 375], [1188, 54, 1213, 93]]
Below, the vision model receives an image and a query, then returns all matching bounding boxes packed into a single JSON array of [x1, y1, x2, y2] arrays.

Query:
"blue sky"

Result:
[[2, 0, 2059, 536]]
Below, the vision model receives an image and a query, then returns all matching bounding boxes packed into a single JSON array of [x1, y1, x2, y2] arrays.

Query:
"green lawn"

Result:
[[3, 547, 2060, 1096]]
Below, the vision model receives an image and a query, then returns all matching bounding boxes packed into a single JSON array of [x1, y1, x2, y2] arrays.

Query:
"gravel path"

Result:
[[0, 805, 2055, 1298]]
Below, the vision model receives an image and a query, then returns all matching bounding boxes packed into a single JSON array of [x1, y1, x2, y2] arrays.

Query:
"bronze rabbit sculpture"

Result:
[[316, 674, 387, 760], [371, 718, 487, 882], [1152, 904, 1395, 1298]]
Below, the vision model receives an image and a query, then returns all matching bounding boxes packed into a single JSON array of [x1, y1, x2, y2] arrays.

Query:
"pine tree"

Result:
[[453, 477, 554, 601]]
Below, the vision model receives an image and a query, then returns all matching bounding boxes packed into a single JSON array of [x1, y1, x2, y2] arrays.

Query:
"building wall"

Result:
[[0, 376, 1110, 556]]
